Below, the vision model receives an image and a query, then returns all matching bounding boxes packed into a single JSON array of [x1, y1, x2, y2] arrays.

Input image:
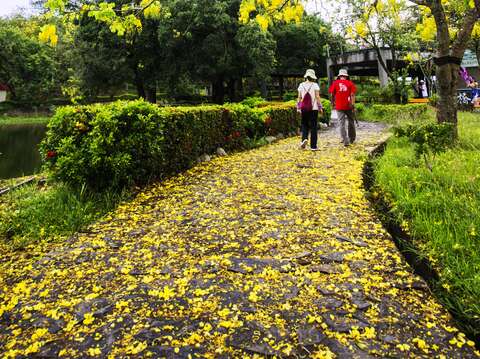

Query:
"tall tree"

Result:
[[412, 0, 480, 134], [166, 0, 276, 103], [342, 0, 418, 102], [0, 17, 58, 103]]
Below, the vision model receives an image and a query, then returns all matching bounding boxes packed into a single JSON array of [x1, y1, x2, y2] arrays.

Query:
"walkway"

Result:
[[1, 123, 478, 358]]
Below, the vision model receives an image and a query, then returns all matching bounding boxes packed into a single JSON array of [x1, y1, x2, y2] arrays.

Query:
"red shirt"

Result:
[[329, 79, 357, 110]]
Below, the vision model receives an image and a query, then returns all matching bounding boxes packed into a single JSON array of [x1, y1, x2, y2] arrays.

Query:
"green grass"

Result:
[[0, 116, 50, 126], [373, 111, 480, 337], [358, 103, 431, 125], [0, 180, 129, 249]]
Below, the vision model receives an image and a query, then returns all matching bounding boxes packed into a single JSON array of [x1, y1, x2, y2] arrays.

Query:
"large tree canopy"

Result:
[[0, 17, 58, 103]]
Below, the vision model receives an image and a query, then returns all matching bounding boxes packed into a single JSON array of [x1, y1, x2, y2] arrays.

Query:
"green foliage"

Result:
[[41, 100, 297, 191], [0, 181, 127, 248], [0, 117, 51, 126], [354, 83, 383, 104], [358, 104, 430, 124], [320, 99, 332, 124], [272, 16, 343, 77], [393, 122, 455, 170], [282, 91, 297, 101], [0, 18, 58, 103], [240, 96, 266, 107], [373, 112, 480, 338], [354, 102, 366, 117], [429, 93, 439, 107]]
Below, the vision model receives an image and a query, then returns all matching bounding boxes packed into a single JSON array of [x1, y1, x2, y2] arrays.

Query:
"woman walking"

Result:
[[297, 69, 323, 151]]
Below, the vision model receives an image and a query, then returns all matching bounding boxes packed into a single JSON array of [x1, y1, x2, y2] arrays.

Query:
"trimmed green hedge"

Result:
[[358, 104, 429, 124], [40, 100, 298, 191]]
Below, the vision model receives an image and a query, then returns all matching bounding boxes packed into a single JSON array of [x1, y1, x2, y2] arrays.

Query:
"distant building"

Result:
[[0, 84, 10, 102]]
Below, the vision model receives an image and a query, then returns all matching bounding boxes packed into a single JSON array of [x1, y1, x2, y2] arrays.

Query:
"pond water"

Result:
[[0, 124, 46, 180]]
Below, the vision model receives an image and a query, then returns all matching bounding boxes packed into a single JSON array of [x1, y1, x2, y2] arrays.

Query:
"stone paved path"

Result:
[[1, 123, 479, 358]]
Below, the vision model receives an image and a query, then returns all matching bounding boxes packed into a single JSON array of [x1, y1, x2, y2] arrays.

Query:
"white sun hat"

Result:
[[337, 69, 349, 78], [304, 69, 317, 80]]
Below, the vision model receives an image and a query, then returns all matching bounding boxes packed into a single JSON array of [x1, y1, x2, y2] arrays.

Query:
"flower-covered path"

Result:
[[1, 123, 478, 358]]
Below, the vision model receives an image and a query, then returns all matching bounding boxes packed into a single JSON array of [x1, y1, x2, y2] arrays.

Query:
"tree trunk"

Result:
[[436, 63, 458, 136], [212, 77, 225, 104], [260, 80, 267, 99], [145, 88, 156, 104], [227, 79, 236, 102], [279, 76, 284, 99], [134, 68, 146, 99], [145, 80, 157, 104], [238, 78, 244, 101]]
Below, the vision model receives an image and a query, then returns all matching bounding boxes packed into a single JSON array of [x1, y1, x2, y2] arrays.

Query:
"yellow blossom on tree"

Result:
[[141, 0, 161, 19], [239, 0, 304, 30], [354, 21, 368, 38], [38, 24, 58, 46], [255, 14, 269, 31], [416, 15, 436, 41]]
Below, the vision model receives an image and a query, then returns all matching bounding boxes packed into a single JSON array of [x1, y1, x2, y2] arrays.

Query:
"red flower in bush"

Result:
[[265, 116, 273, 126], [46, 150, 57, 159], [232, 130, 241, 139]]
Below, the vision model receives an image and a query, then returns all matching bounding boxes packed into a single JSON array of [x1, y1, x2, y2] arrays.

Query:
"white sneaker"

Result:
[[299, 139, 308, 149], [310, 147, 319, 151]]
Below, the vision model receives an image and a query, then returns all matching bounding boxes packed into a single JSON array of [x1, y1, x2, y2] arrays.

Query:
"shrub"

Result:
[[41, 100, 297, 191], [282, 91, 297, 101], [393, 122, 455, 170], [320, 99, 332, 124], [354, 103, 366, 117], [240, 96, 266, 107]]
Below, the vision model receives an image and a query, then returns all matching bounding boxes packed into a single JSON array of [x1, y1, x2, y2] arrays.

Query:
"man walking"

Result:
[[329, 69, 357, 147]]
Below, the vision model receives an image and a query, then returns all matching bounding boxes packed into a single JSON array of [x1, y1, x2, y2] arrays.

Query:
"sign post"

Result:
[[461, 50, 479, 68]]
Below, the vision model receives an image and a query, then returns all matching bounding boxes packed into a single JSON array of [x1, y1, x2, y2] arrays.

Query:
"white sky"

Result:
[[0, 0, 34, 16], [0, 0, 342, 23]]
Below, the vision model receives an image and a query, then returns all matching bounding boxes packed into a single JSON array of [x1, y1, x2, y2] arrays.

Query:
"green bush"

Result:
[[282, 91, 297, 102], [358, 104, 429, 124], [320, 99, 331, 124], [354, 103, 366, 117], [240, 96, 266, 107], [393, 122, 455, 170], [41, 100, 297, 191]]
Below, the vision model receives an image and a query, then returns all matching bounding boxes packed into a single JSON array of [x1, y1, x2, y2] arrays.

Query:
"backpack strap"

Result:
[[302, 83, 317, 108]]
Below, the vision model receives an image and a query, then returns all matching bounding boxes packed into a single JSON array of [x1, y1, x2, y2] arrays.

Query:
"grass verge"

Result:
[[0, 179, 129, 249], [372, 111, 480, 340], [0, 116, 50, 126]]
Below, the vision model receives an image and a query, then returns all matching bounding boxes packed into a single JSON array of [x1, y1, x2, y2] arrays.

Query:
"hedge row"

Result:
[[40, 100, 304, 191], [356, 103, 430, 124]]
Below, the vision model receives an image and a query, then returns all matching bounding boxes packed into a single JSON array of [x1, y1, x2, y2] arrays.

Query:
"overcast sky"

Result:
[[0, 0, 342, 22], [0, 0, 35, 16]]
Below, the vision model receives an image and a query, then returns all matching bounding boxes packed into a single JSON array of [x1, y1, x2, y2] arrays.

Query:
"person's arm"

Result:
[[350, 82, 357, 109], [315, 89, 323, 113], [328, 82, 335, 107]]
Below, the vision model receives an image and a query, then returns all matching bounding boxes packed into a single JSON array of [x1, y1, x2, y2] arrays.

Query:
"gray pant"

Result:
[[337, 110, 356, 145]]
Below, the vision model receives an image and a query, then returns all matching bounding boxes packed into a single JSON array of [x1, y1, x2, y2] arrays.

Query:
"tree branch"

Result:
[[429, 0, 450, 56], [451, 7, 479, 57], [409, 0, 432, 6]]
